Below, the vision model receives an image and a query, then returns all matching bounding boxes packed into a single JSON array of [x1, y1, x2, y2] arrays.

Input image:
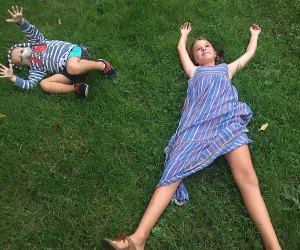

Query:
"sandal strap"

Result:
[[103, 235, 136, 250], [126, 237, 137, 250]]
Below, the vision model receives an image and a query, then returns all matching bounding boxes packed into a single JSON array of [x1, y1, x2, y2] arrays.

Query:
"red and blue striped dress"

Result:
[[158, 63, 253, 205]]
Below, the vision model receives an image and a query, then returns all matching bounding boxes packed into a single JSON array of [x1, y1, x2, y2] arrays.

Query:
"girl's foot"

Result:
[[102, 234, 145, 250]]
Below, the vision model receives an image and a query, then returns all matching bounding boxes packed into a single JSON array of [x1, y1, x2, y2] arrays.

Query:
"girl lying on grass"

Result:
[[103, 22, 281, 250]]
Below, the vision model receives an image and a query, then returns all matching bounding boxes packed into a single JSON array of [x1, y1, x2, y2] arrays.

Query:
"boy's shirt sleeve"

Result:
[[14, 68, 47, 90], [19, 19, 47, 43]]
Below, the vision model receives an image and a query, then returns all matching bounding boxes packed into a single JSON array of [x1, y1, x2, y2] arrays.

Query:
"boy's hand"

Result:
[[250, 23, 261, 36], [0, 64, 14, 79], [180, 22, 192, 37], [6, 5, 24, 25]]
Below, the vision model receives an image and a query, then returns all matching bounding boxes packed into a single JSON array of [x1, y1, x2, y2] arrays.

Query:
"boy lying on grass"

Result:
[[0, 5, 116, 97]]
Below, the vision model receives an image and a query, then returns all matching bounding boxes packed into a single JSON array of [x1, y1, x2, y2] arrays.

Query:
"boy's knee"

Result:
[[40, 79, 51, 92], [66, 61, 80, 75]]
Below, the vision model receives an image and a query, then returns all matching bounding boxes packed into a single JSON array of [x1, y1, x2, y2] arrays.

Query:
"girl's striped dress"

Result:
[[158, 63, 253, 205]]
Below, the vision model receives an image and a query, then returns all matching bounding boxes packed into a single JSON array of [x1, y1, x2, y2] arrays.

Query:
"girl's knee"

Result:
[[237, 169, 259, 189]]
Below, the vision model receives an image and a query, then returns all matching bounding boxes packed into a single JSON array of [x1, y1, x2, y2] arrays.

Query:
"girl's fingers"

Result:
[[251, 23, 261, 30], [181, 22, 191, 30]]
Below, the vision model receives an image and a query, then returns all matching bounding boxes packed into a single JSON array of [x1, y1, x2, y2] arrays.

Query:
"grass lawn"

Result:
[[0, 0, 299, 249]]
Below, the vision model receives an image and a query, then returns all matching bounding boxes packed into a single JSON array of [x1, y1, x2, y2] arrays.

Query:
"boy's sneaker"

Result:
[[96, 59, 117, 78], [74, 83, 89, 97]]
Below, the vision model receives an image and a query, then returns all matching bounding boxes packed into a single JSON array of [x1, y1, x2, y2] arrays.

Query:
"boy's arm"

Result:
[[228, 24, 261, 79], [6, 5, 46, 43], [6, 5, 24, 25], [19, 20, 46, 43], [0, 63, 46, 90], [178, 22, 198, 79], [15, 68, 46, 90]]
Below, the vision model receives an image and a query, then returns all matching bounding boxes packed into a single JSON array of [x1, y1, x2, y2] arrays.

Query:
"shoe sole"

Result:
[[102, 239, 118, 250], [84, 85, 89, 97]]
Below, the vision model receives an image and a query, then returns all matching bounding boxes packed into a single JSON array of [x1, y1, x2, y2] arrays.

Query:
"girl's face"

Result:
[[192, 40, 217, 66]]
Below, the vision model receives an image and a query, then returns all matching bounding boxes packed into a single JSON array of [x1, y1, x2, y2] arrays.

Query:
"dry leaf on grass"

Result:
[[259, 123, 269, 131]]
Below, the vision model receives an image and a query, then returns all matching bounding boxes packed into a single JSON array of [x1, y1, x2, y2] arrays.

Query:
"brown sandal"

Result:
[[102, 235, 137, 250]]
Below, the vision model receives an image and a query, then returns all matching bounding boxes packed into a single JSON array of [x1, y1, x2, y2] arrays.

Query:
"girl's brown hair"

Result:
[[188, 36, 224, 65]]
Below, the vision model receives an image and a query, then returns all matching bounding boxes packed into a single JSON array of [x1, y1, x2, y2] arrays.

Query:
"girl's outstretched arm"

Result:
[[178, 22, 198, 79], [228, 24, 261, 79]]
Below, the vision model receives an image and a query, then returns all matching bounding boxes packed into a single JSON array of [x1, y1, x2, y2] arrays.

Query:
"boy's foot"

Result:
[[96, 59, 117, 78], [74, 83, 89, 97]]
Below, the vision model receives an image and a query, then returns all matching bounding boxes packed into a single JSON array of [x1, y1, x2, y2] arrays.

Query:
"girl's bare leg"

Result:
[[110, 181, 181, 250], [225, 144, 281, 250], [40, 74, 74, 94]]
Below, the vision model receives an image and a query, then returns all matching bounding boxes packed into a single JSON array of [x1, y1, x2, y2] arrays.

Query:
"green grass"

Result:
[[0, 0, 299, 249]]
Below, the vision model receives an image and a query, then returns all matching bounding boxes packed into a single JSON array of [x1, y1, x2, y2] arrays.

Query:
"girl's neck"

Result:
[[200, 62, 216, 67]]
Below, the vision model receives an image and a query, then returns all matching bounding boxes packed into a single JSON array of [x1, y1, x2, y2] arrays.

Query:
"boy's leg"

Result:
[[66, 58, 105, 75], [40, 74, 88, 97], [40, 74, 74, 94], [225, 145, 281, 250], [65, 45, 116, 77], [107, 181, 181, 250]]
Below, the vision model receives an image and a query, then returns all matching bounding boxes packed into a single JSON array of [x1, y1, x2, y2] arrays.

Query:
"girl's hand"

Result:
[[6, 6, 24, 25], [0, 64, 14, 79], [250, 23, 261, 36], [180, 22, 192, 37]]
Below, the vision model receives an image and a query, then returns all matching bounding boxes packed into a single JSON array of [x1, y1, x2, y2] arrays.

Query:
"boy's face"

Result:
[[11, 47, 31, 66]]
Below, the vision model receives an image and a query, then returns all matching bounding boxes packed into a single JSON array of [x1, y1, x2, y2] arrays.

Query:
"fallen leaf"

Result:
[[58, 19, 62, 25], [52, 123, 60, 132], [259, 123, 269, 131]]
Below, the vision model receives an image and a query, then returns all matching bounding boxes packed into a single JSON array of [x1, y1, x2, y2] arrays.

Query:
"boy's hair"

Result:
[[188, 36, 224, 65]]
